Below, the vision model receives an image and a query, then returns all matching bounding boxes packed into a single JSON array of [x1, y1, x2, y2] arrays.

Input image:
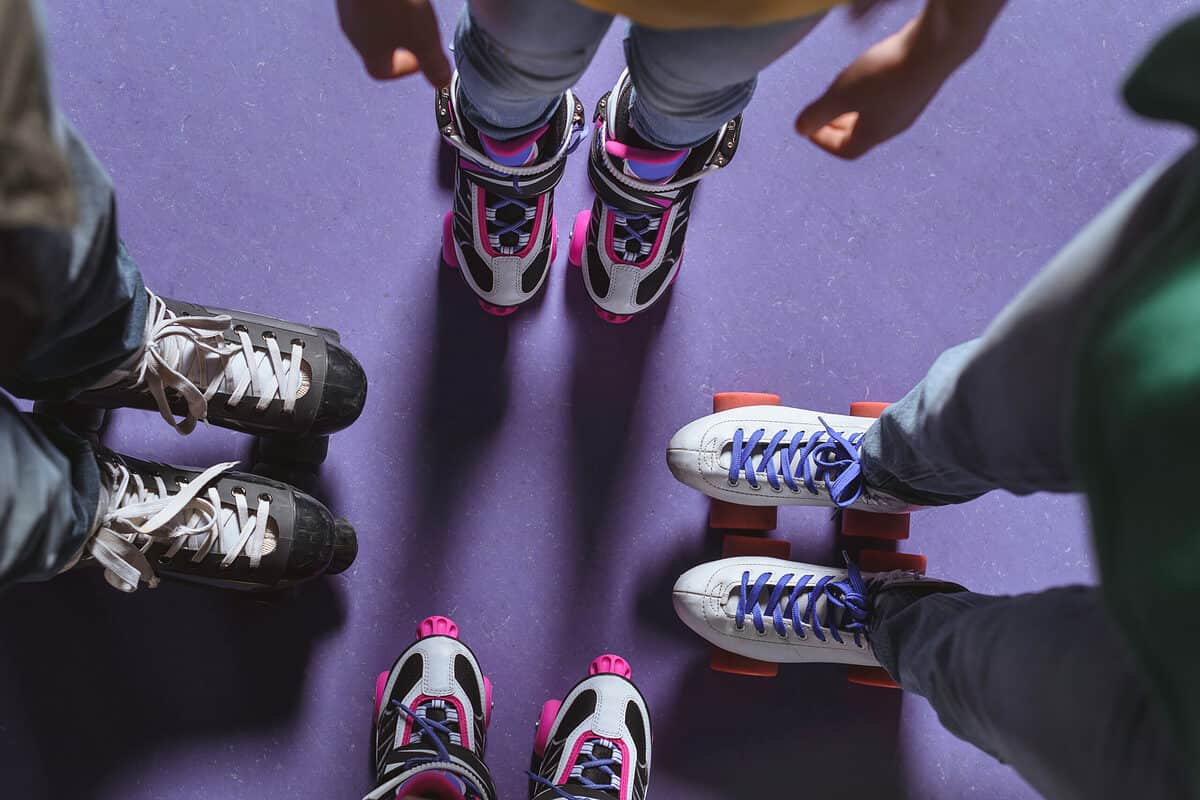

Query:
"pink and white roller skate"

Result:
[[569, 69, 741, 324], [528, 654, 652, 800], [365, 616, 497, 800], [436, 74, 586, 316]]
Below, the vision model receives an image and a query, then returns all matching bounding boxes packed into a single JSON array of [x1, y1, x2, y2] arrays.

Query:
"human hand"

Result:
[[796, 0, 1005, 160], [337, 0, 452, 87]]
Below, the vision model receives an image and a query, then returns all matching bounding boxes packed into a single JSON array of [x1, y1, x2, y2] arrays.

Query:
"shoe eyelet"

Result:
[[727, 479, 738, 488], [232, 486, 246, 496], [156, 556, 171, 565], [233, 324, 248, 334], [258, 493, 272, 503], [290, 337, 304, 347], [734, 624, 745, 632], [261, 330, 275, 340]]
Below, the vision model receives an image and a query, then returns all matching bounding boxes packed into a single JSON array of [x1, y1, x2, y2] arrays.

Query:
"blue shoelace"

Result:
[[527, 739, 622, 800], [390, 700, 486, 799], [612, 210, 659, 261], [728, 417, 865, 508], [736, 558, 870, 645]]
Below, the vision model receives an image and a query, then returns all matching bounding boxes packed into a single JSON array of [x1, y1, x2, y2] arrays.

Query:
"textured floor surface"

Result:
[[1, 1, 1194, 798]]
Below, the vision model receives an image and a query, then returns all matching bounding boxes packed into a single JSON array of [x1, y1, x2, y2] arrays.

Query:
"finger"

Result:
[[403, 1, 453, 87], [363, 49, 403, 80], [810, 114, 875, 160]]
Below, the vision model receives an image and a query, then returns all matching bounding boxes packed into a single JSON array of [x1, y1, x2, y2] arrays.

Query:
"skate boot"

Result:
[[667, 404, 912, 513], [569, 69, 740, 324], [80, 451, 357, 592], [673, 555, 964, 667], [528, 654, 652, 800], [366, 616, 498, 800], [436, 73, 586, 316], [71, 288, 367, 438]]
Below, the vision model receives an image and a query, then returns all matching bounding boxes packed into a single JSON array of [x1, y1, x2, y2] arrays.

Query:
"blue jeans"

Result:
[[453, 0, 823, 148], [862, 150, 1200, 799], [0, 2, 146, 590]]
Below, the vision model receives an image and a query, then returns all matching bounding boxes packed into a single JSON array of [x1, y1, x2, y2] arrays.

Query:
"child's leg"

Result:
[[624, 15, 825, 149], [871, 585, 1191, 798], [860, 148, 1199, 504], [452, 0, 613, 139]]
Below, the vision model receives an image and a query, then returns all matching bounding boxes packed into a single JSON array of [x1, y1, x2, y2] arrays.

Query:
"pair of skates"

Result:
[[438, 69, 739, 323], [42, 289, 367, 593], [366, 617, 651, 800], [666, 394, 956, 680]]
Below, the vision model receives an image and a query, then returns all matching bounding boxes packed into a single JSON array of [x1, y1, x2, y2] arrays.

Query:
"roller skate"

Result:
[[78, 450, 357, 593], [569, 69, 740, 324], [673, 555, 964, 668], [437, 73, 586, 316], [528, 654, 652, 800], [667, 403, 911, 513], [366, 616, 497, 800]]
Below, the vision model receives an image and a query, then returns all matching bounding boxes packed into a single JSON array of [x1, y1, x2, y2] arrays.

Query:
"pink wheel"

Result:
[[441, 211, 460, 269], [374, 670, 390, 717], [533, 699, 562, 758], [483, 675, 494, 727], [550, 215, 559, 263], [594, 306, 633, 324], [588, 654, 633, 680], [568, 210, 590, 267], [416, 615, 460, 640], [479, 299, 518, 317]]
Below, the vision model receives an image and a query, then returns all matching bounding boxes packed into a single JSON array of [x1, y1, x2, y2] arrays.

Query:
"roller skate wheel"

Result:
[[711, 648, 778, 678], [374, 670, 390, 717], [720, 533, 790, 558], [857, 549, 927, 575], [594, 305, 633, 324], [709, 500, 778, 532], [416, 615, 460, 640], [848, 665, 900, 689], [479, 298, 518, 317], [849, 401, 890, 419], [712, 392, 782, 413], [588, 654, 632, 680], [550, 215, 559, 263], [483, 675, 494, 727], [442, 211, 460, 269], [841, 508, 910, 540], [533, 699, 563, 758], [568, 210, 590, 267]]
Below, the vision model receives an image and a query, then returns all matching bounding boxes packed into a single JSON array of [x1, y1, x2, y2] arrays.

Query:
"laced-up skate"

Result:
[[667, 404, 912, 513], [74, 289, 366, 436], [528, 655, 652, 800], [437, 73, 586, 316], [81, 451, 356, 592], [366, 616, 498, 800], [569, 69, 740, 323]]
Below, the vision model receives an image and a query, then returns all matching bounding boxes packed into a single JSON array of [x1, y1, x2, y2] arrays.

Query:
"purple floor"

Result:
[[2, 2, 1194, 798]]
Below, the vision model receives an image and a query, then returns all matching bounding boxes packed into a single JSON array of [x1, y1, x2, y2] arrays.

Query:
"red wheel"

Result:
[[713, 392, 781, 413], [841, 508, 910, 540], [848, 666, 900, 689], [711, 648, 778, 678], [709, 500, 777, 532], [849, 401, 890, 419], [721, 533, 790, 559], [857, 549, 927, 574]]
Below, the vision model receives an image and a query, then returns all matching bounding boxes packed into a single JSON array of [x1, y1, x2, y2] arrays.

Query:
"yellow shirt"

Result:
[[574, 0, 846, 29]]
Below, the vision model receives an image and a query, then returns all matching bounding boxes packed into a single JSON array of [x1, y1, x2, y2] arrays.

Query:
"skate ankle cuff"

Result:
[[367, 757, 497, 800]]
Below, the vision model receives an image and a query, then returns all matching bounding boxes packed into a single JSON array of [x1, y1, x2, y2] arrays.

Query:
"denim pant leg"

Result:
[[871, 586, 1191, 799], [625, 14, 824, 149], [0, 117, 147, 400], [453, 0, 614, 138], [0, 395, 99, 591], [861, 148, 1199, 504]]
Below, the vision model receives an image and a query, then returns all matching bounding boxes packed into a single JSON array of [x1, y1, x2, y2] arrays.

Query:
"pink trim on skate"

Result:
[[474, 187, 547, 260], [401, 694, 472, 751], [534, 698, 563, 758], [375, 670, 390, 718], [441, 212, 460, 269], [394, 772, 464, 800], [483, 675, 494, 727], [589, 654, 633, 680], [555, 732, 633, 800], [417, 616, 460, 640], [480, 124, 548, 161]]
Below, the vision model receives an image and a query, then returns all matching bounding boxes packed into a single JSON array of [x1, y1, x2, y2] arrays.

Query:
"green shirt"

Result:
[[1076, 14, 1200, 793]]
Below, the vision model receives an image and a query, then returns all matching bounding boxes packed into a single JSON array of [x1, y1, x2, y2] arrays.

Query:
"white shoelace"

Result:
[[120, 290, 306, 434], [87, 459, 275, 592]]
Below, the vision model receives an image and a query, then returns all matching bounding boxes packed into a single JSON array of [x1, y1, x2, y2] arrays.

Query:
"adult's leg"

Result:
[[0, 395, 98, 591], [861, 147, 1200, 504], [453, 0, 613, 138], [870, 585, 1191, 799], [624, 14, 825, 149]]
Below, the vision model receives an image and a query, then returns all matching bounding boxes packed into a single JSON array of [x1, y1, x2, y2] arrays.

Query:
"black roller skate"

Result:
[[436, 73, 586, 316], [570, 69, 741, 323], [78, 450, 356, 592], [528, 654, 652, 800], [365, 616, 497, 800]]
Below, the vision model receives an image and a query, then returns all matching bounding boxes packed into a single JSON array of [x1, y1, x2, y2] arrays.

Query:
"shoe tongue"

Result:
[[394, 770, 466, 800], [480, 124, 548, 167]]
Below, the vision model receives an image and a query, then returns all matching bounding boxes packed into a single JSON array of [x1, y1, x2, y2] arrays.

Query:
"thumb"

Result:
[[794, 82, 856, 136]]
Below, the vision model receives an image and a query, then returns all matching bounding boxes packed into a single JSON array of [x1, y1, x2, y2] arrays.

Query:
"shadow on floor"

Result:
[[0, 572, 347, 799]]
